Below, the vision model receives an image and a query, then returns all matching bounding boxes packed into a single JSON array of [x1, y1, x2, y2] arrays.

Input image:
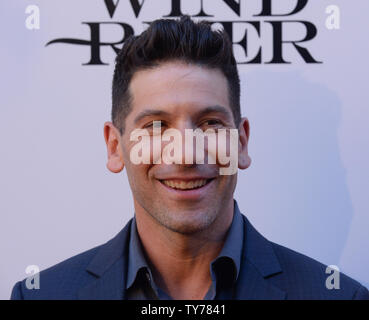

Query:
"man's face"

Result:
[[106, 61, 250, 234]]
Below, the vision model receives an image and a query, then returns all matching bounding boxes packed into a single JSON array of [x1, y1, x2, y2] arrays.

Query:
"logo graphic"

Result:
[[46, 0, 322, 65]]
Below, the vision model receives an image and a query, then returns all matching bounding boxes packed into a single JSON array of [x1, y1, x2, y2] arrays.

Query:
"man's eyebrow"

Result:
[[196, 105, 233, 120], [133, 105, 233, 124], [133, 109, 171, 124]]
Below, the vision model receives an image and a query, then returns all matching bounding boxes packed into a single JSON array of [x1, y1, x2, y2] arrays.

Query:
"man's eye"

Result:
[[202, 119, 223, 126], [143, 120, 165, 129]]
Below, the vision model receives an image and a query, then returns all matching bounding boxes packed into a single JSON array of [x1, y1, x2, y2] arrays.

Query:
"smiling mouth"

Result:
[[160, 179, 214, 190]]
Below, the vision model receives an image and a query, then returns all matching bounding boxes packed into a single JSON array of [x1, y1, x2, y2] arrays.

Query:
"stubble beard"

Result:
[[138, 196, 221, 235]]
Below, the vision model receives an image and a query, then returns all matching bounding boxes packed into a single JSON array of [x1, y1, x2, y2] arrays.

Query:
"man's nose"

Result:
[[176, 122, 217, 167], [176, 122, 197, 167]]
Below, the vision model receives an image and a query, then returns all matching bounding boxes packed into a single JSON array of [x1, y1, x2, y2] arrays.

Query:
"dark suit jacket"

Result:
[[11, 214, 369, 300]]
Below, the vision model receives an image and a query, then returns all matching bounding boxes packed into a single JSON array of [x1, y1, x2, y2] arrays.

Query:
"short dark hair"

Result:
[[112, 15, 241, 134]]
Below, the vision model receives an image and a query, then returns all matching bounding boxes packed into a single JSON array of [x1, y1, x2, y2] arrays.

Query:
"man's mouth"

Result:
[[160, 179, 213, 190]]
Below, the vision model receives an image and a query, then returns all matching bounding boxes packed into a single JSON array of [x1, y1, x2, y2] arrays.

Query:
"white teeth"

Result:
[[162, 179, 208, 190]]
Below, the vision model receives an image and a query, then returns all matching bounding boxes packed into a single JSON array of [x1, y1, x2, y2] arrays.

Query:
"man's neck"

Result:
[[134, 201, 234, 299]]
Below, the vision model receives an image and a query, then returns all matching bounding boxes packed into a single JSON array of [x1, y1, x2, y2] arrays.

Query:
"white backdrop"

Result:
[[1, 0, 368, 299]]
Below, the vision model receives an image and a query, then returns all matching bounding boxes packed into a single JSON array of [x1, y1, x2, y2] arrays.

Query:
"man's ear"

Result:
[[103, 122, 125, 173], [238, 117, 252, 170]]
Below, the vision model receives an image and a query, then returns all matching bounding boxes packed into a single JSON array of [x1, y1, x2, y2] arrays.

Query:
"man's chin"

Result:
[[155, 209, 217, 235]]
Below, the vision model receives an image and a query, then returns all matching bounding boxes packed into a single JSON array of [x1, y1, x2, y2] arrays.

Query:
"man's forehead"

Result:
[[128, 62, 229, 111], [129, 61, 228, 94]]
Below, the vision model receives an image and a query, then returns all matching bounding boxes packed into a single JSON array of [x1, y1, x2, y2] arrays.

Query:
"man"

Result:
[[11, 16, 368, 300]]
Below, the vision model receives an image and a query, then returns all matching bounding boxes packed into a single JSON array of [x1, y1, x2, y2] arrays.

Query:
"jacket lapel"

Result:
[[78, 219, 133, 300], [235, 258, 286, 299], [235, 210, 286, 300]]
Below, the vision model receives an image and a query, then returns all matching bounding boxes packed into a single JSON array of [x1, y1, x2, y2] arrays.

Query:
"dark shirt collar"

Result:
[[126, 200, 244, 291], [126, 217, 153, 289], [210, 200, 243, 285]]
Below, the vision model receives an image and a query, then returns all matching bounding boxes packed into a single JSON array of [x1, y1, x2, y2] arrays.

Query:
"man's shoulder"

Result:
[[268, 241, 369, 299], [11, 219, 133, 300], [11, 244, 103, 300]]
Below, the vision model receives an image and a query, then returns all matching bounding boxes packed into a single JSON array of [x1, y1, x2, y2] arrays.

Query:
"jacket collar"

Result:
[[78, 203, 286, 300], [78, 220, 132, 300], [235, 206, 286, 299]]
